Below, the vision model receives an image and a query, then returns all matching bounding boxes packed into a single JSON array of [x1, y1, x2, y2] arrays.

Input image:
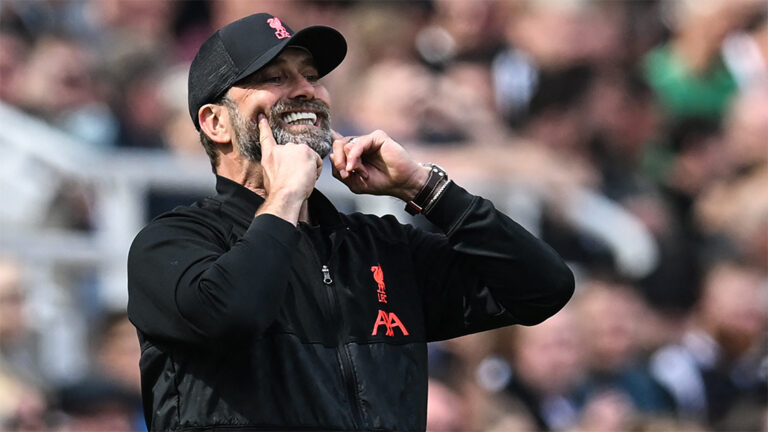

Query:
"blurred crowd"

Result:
[[1, 0, 767, 431]]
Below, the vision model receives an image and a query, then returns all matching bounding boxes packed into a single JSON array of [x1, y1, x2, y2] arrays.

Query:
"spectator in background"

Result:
[[86, 0, 177, 50], [88, 311, 145, 431], [92, 313, 142, 395], [416, 0, 506, 68], [425, 60, 510, 145], [343, 57, 508, 148], [721, 12, 768, 90], [643, 0, 764, 120], [582, 69, 661, 203], [53, 375, 137, 432], [157, 64, 205, 157], [0, 27, 30, 106], [644, 84, 768, 314], [492, 0, 632, 127], [102, 44, 175, 150], [0, 258, 44, 390], [342, 59, 434, 145], [414, 0, 510, 146], [721, 84, 768, 171], [497, 304, 585, 431], [86, 0, 179, 151], [425, 377, 469, 432], [336, 0, 509, 149], [571, 279, 675, 418], [518, 64, 595, 160], [341, 2, 425, 67], [209, 0, 300, 31], [334, 0, 510, 148], [14, 32, 117, 148], [0, 259, 49, 431], [659, 117, 728, 223], [650, 256, 767, 426], [635, 117, 726, 312], [695, 164, 768, 270], [0, 368, 49, 432]]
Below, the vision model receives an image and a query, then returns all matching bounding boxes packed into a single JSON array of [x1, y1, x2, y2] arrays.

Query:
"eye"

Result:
[[304, 73, 319, 83], [263, 75, 284, 84]]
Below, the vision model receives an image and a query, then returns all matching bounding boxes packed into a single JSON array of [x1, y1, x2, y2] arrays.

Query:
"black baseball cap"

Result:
[[188, 13, 347, 129]]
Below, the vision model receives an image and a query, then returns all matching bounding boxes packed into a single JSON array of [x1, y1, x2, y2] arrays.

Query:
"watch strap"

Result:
[[405, 164, 448, 215]]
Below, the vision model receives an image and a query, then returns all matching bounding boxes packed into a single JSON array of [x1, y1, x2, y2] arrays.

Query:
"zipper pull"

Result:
[[321, 265, 333, 285]]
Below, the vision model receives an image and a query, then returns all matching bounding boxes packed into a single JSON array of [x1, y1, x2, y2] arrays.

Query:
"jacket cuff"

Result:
[[423, 181, 478, 236]]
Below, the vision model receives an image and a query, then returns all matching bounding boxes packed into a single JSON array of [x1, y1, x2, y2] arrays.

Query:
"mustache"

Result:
[[231, 98, 333, 162], [269, 98, 331, 124]]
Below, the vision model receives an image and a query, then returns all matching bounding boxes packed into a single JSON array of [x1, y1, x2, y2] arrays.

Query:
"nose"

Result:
[[288, 74, 316, 100]]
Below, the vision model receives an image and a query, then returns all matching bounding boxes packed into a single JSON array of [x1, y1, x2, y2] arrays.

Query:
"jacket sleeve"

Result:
[[409, 182, 574, 341], [127, 212, 300, 344]]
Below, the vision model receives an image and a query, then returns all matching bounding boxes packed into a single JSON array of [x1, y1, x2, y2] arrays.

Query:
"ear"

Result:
[[199, 103, 232, 144]]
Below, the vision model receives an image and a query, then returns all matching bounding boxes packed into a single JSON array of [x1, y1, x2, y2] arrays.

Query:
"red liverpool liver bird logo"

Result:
[[267, 17, 291, 39], [371, 264, 387, 303]]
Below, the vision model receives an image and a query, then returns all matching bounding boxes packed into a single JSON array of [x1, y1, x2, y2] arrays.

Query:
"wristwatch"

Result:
[[404, 163, 448, 215]]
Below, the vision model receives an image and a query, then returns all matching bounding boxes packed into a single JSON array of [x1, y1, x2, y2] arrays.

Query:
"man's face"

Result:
[[225, 47, 333, 160]]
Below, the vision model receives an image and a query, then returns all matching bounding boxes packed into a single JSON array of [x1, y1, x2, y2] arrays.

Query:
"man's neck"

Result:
[[217, 159, 312, 225], [217, 160, 267, 197]]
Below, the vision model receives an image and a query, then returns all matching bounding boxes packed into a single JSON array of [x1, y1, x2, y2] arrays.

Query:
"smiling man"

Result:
[[127, 13, 574, 432]]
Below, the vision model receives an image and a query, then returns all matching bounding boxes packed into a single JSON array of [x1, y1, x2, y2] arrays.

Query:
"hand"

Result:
[[256, 114, 322, 223], [330, 130, 428, 201]]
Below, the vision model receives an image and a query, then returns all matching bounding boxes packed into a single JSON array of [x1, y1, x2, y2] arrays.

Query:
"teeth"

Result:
[[283, 111, 317, 125]]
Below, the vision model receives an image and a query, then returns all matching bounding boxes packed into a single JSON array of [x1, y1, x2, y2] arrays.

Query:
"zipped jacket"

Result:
[[127, 175, 574, 431]]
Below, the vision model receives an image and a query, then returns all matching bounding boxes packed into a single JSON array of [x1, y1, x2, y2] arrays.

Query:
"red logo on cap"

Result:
[[267, 17, 291, 39]]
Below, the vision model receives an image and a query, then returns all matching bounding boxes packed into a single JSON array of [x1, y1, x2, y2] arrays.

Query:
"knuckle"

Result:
[[298, 143, 313, 153]]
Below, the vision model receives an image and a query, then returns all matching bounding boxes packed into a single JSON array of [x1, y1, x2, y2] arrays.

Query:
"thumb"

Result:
[[258, 114, 276, 153]]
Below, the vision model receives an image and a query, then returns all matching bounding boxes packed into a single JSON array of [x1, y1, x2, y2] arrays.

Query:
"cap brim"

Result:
[[233, 25, 347, 85]]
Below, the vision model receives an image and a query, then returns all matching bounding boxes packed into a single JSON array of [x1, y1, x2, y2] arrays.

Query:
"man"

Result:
[[127, 13, 574, 431]]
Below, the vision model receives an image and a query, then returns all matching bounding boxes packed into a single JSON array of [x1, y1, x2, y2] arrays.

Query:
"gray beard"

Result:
[[226, 98, 332, 162]]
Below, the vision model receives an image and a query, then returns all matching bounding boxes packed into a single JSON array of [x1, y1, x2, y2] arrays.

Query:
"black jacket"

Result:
[[127, 175, 574, 431]]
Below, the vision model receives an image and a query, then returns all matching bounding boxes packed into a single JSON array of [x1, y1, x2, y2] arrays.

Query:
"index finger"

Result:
[[258, 114, 276, 152], [330, 130, 348, 175]]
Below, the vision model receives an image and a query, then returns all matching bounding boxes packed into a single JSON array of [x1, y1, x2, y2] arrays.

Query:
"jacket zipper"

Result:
[[306, 227, 364, 428], [323, 270, 364, 429], [321, 265, 333, 284]]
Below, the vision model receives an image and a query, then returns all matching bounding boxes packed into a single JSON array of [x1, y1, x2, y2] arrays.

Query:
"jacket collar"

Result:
[[214, 175, 344, 228]]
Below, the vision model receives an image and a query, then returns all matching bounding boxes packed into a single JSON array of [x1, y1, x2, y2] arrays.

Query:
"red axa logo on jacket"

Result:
[[371, 310, 409, 337], [369, 264, 409, 337]]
